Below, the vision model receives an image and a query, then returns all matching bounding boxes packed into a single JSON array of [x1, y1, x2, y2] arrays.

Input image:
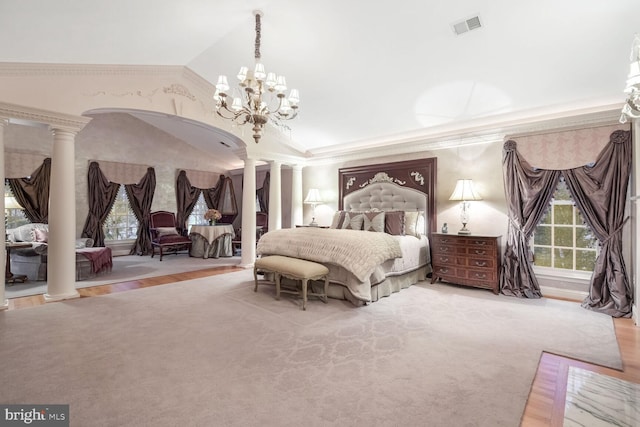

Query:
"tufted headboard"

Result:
[[338, 158, 437, 235]]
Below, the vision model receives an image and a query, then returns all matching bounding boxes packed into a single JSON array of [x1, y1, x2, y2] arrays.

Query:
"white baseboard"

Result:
[[540, 285, 587, 302]]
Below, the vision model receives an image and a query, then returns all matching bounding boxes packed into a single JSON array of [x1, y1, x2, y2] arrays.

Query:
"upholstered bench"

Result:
[[254, 255, 329, 310]]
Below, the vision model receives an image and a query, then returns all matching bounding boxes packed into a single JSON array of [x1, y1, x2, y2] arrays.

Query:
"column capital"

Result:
[[0, 102, 91, 133]]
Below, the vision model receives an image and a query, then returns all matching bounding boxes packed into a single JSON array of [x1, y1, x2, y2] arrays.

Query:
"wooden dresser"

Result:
[[430, 233, 502, 294]]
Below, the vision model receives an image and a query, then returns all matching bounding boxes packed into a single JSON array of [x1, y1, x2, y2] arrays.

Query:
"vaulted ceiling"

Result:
[[2, 0, 639, 163]]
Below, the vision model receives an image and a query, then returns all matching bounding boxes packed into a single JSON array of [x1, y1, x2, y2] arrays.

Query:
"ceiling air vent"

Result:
[[452, 15, 482, 35]]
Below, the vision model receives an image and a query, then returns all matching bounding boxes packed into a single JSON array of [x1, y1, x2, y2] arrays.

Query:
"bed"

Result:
[[257, 157, 437, 306]]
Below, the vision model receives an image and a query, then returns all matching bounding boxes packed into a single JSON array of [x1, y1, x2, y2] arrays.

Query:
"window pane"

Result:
[[576, 228, 597, 249], [576, 250, 596, 272], [534, 247, 552, 267], [553, 248, 573, 269], [104, 186, 138, 240], [4, 183, 30, 229], [534, 226, 551, 246], [553, 204, 573, 225], [188, 193, 208, 227], [554, 227, 573, 247]]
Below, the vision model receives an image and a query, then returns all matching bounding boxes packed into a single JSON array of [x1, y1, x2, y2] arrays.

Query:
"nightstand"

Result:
[[430, 233, 501, 294]]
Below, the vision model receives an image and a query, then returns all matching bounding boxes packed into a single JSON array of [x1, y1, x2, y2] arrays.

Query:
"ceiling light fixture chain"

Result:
[[214, 10, 299, 143]]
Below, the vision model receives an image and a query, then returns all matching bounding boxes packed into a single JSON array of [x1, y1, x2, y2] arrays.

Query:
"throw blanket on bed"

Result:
[[256, 228, 402, 282], [76, 247, 113, 274]]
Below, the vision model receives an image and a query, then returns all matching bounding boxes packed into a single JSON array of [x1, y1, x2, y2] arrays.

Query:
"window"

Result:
[[103, 186, 138, 240], [187, 193, 208, 227], [4, 182, 29, 230], [532, 178, 598, 272]]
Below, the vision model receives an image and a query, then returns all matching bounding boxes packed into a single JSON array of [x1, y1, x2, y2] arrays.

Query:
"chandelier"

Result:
[[214, 10, 300, 143], [620, 34, 640, 123]]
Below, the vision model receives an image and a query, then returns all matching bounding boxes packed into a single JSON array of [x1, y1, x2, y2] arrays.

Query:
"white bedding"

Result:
[[256, 228, 429, 303]]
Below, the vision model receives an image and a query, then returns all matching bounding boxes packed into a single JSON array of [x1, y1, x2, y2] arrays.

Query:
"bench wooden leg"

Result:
[[301, 278, 308, 310], [275, 273, 282, 300], [253, 266, 258, 292], [322, 277, 329, 303]]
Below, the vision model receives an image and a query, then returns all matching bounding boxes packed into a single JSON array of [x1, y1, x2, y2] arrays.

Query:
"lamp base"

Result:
[[458, 225, 472, 235]]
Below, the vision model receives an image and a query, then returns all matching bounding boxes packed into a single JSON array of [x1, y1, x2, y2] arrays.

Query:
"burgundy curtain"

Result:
[[562, 130, 632, 317], [125, 167, 156, 255], [202, 175, 224, 210], [7, 158, 51, 224], [500, 140, 561, 298], [256, 172, 270, 212], [81, 162, 120, 247], [175, 170, 201, 234], [501, 131, 632, 317]]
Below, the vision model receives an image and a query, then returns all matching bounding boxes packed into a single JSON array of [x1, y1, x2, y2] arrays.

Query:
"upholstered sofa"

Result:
[[7, 223, 112, 281]]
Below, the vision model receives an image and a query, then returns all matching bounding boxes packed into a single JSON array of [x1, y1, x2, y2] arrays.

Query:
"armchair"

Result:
[[149, 211, 192, 261]]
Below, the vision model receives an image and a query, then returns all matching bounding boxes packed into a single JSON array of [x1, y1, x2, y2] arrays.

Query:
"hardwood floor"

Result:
[[4, 271, 639, 426], [5, 265, 243, 310]]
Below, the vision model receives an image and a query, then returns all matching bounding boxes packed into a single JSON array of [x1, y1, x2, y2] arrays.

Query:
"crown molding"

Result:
[[0, 102, 91, 132]]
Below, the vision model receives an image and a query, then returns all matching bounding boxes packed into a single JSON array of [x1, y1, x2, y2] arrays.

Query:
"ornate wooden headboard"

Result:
[[338, 158, 437, 234]]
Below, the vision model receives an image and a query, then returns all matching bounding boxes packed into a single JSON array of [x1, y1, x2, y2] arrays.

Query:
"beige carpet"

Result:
[[5, 254, 241, 299], [0, 271, 622, 426]]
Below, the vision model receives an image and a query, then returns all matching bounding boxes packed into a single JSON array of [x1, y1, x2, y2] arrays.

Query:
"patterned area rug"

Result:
[[0, 270, 621, 426]]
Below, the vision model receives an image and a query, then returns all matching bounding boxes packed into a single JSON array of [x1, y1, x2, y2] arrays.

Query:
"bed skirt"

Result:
[[275, 265, 430, 307]]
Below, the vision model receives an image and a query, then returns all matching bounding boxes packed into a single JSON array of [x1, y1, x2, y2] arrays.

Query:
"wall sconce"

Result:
[[449, 179, 482, 235], [4, 196, 22, 239], [303, 189, 322, 226]]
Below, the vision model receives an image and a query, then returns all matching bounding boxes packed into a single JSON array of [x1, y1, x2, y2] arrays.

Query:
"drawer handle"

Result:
[[474, 250, 486, 255], [440, 247, 449, 252], [474, 261, 487, 267], [473, 273, 487, 279], [440, 257, 449, 263], [439, 268, 449, 274], [441, 239, 449, 243], [474, 241, 487, 245]]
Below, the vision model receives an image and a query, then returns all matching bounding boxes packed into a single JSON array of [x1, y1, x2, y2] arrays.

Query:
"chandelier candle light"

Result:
[[449, 179, 482, 235], [214, 10, 300, 143], [620, 33, 640, 123]]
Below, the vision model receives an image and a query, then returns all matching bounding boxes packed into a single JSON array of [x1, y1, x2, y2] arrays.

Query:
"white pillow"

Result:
[[363, 211, 385, 232], [404, 211, 419, 237], [156, 227, 179, 237]]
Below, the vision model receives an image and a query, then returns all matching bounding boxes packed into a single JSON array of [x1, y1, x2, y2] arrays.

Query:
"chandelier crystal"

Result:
[[620, 34, 640, 124], [214, 10, 300, 143]]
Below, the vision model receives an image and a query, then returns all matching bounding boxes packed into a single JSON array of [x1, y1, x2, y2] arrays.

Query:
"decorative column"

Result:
[[240, 158, 257, 268], [0, 118, 8, 310], [290, 165, 303, 228], [268, 161, 282, 231], [45, 128, 79, 302]]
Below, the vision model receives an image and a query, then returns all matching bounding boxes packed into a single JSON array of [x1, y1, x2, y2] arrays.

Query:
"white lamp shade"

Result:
[[254, 63, 266, 80], [237, 66, 248, 81], [304, 189, 322, 204], [216, 75, 229, 92], [288, 89, 300, 104], [449, 179, 482, 201], [274, 75, 287, 92]]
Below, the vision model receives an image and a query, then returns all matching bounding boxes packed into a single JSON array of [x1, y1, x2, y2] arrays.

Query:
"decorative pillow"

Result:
[[363, 211, 385, 232], [330, 211, 347, 229], [343, 212, 364, 230], [33, 228, 48, 243], [384, 210, 405, 235], [156, 227, 179, 237], [404, 211, 420, 237]]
